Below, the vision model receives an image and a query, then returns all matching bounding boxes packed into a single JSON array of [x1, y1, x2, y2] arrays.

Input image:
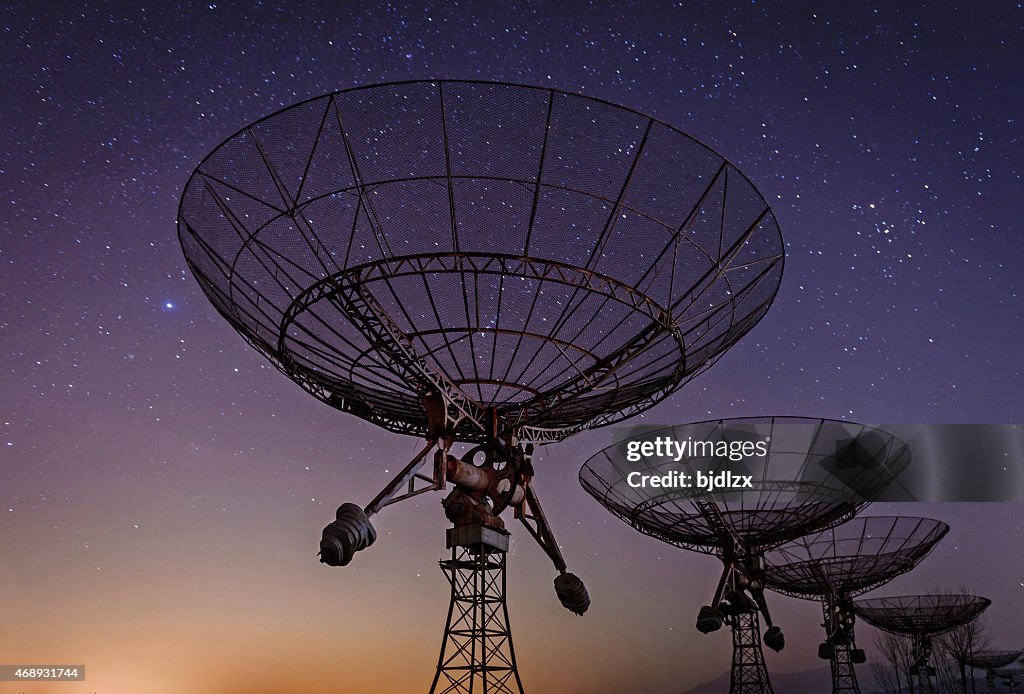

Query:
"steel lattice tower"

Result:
[[730, 610, 774, 693], [430, 528, 523, 694]]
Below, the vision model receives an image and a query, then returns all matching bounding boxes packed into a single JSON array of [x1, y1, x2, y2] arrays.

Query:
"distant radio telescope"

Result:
[[581, 417, 910, 693]]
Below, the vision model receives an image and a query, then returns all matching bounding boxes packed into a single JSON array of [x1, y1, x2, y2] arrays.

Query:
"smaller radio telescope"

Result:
[[854, 594, 992, 694], [761, 516, 949, 693], [959, 650, 1023, 691], [580, 417, 910, 693], [993, 664, 1024, 693], [178, 80, 786, 692]]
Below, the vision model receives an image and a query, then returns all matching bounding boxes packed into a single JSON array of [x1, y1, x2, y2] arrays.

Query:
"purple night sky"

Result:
[[1, 2, 1022, 692]]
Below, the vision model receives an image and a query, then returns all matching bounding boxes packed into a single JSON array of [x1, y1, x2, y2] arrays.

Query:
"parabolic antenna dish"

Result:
[[579, 417, 910, 555], [959, 650, 1023, 670], [177, 80, 784, 443], [854, 594, 991, 637], [762, 516, 949, 599]]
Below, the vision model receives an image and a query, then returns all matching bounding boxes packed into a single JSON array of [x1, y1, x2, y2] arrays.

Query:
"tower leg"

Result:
[[730, 609, 775, 693], [430, 526, 524, 694]]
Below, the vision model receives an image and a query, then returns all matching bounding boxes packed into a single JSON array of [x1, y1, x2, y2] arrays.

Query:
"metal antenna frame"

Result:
[[762, 516, 950, 693]]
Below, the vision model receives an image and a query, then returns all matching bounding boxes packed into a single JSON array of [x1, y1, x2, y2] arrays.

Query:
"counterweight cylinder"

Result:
[[319, 503, 377, 566], [554, 572, 591, 615]]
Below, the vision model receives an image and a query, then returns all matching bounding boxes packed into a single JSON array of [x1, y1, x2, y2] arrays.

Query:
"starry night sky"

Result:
[[1, 2, 1022, 693]]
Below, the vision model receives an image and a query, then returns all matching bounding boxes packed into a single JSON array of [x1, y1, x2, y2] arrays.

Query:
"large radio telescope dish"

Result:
[[762, 516, 949, 599], [177, 80, 784, 443], [178, 81, 788, 693]]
